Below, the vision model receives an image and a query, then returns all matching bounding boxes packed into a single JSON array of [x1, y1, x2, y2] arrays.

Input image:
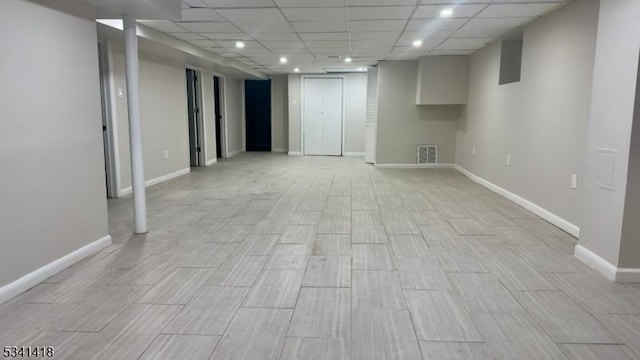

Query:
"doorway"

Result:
[[245, 79, 272, 151], [214, 75, 224, 158], [98, 42, 117, 197], [186, 68, 203, 167], [303, 77, 344, 156]]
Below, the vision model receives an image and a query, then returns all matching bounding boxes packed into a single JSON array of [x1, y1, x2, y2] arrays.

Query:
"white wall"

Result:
[[578, 0, 640, 271], [111, 50, 191, 193], [376, 60, 459, 165], [271, 75, 289, 153], [0, 0, 109, 287], [225, 77, 244, 156], [455, 0, 599, 229], [287, 73, 367, 155]]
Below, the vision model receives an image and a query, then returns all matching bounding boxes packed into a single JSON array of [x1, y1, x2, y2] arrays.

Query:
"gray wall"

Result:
[[376, 60, 459, 165], [0, 0, 109, 285], [287, 73, 367, 155], [345, 73, 367, 154], [579, 0, 640, 268], [111, 50, 190, 192], [455, 0, 599, 226], [225, 77, 244, 155], [271, 76, 289, 152]]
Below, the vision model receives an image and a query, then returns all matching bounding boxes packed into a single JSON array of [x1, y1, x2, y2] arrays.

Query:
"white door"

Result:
[[303, 78, 343, 156]]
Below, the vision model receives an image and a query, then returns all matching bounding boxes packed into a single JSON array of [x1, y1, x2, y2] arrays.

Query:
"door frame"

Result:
[[301, 75, 346, 156], [212, 72, 229, 159], [97, 41, 120, 197], [185, 65, 206, 166]]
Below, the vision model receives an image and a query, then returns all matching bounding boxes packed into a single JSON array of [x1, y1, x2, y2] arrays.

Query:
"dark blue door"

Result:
[[245, 80, 272, 151]]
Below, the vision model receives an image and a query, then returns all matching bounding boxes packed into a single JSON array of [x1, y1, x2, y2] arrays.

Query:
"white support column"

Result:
[[123, 15, 148, 234]]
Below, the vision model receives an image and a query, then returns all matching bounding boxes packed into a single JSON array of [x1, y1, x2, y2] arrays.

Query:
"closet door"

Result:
[[303, 78, 343, 156], [321, 78, 343, 156]]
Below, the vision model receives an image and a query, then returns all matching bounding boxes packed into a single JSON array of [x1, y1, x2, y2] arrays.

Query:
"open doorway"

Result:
[[245, 79, 272, 151], [98, 42, 117, 197], [214, 75, 225, 159], [186, 68, 204, 167]]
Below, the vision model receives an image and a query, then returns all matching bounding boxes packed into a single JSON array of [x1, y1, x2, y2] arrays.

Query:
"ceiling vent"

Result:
[[417, 145, 438, 164]]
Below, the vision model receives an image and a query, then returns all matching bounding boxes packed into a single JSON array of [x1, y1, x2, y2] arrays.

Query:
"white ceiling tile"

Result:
[[260, 40, 307, 49], [202, 0, 276, 8], [452, 27, 509, 38], [477, 3, 560, 18], [202, 32, 252, 40], [311, 48, 353, 54], [275, 0, 344, 7], [168, 32, 206, 40], [413, 4, 486, 18], [180, 8, 225, 21], [429, 49, 475, 55], [397, 30, 452, 45], [183, 0, 205, 7], [348, 0, 417, 5], [282, 7, 346, 21], [304, 40, 350, 48], [299, 32, 349, 41], [437, 38, 491, 50], [179, 21, 240, 33], [292, 21, 348, 33], [217, 8, 294, 33], [187, 39, 221, 47], [217, 40, 265, 49], [242, 49, 276, 57], [462, 17, 531, 29], [418, 0, 487, 3], [348, 6, 414, 20], [405, 18, 466, 31], [252, 33, 300, 40], [138, 21, 187, 33], [350, 31, 400, 41], [349, 20, 407, 32]]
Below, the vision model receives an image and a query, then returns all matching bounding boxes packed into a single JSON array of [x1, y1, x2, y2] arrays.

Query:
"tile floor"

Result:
[[2, 153, 640, 359]]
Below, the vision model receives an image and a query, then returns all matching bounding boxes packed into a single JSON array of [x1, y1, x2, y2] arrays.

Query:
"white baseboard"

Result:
[[374, 163, 455, 169], [227, 149, 242, 158], [344, 152, 365, 157], [574, 244, 640, 282], [288, 151, 303, 156], [454, 164, 580, 238], [119, 168, 191, 197], [0, 235, 112, 304], [272, 148, 287, 153], [206, 158, 217, 166]]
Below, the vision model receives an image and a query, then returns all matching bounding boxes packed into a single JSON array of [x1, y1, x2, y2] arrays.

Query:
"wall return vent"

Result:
[[417, 145, 438, 164]]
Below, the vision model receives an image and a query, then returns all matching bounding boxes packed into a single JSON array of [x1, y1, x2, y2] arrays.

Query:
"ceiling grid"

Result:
[[138, 0, 570, 74]]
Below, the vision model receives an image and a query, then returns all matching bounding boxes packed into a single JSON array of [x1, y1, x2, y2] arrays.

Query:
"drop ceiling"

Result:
[[137, 0, 569, 74]]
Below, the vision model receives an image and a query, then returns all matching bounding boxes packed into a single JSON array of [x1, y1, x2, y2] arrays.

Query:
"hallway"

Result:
[[2, 153, 640, 359]]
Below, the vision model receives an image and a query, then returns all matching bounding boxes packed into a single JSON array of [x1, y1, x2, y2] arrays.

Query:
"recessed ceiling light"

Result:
[[412, 40, 423, 48], [440, 8, 453, 17], [294, 67, 300, 73], [345, 57, 352, 63], [280, 56, 287, 64], [235, 41, 245, 49]]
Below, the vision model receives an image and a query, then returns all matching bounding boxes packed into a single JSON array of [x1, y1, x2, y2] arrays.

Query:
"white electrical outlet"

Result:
[[118, 88, 124, 98], [506, 154, 511, 166], [472, 146, 476, 155], [571, 173, 578, 189], [164, 151, 169, 159]]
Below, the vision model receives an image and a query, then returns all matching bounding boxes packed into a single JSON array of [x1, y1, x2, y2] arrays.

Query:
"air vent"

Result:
[[417, 145, 438, 164]]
